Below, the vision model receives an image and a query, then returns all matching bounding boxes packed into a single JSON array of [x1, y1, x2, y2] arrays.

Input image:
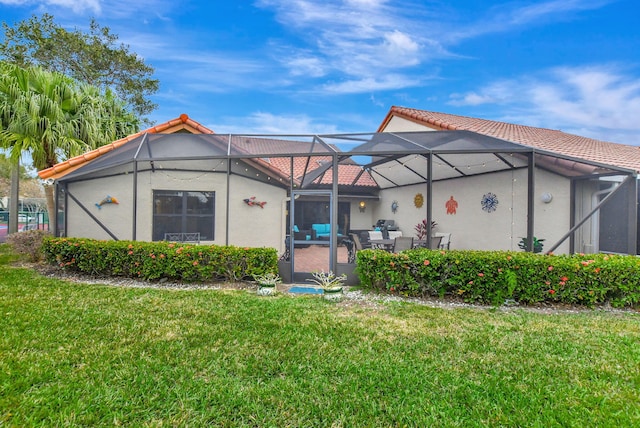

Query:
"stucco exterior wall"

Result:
[[378, 114, 576, 254], [348, 200, 375, 230], [64, 169, 287, 251], [66, 174, 135, 241], [227, 176, 288, 249], [382, 116, 438, 132], [370, 168, 571, 253]]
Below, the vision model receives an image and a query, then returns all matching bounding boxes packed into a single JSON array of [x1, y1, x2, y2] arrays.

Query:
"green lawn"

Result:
[[1, 254, 639, 426]]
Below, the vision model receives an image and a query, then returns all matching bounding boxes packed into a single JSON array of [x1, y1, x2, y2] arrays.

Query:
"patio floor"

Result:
[[291, 244, 350, 272]]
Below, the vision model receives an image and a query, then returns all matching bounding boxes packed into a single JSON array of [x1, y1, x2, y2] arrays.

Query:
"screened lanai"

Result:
[[52, 130, 638, 282]]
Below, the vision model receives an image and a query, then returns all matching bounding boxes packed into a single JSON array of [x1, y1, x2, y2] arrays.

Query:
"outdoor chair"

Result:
[[350, 233, 364, 251], [368, 230, 386, 249], [413, 236, 443, 249], [388, 230, 403, 240], [392, 236, 414, 253], [346, 233, 365, 263], [358, 231, 372, 249], [164, 232, 200, 244], [433, 232, 451, 250], [429, 235, 443, 249], [368, 230, 383, 240]]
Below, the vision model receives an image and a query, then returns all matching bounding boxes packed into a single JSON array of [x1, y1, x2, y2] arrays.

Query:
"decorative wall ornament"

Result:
[[243, 196, 267, 208], [481, 192, 499, 213], [414, 193, 424, 208], [95, 195, 119, 209], [445, 195, 458, 215], [391, 200, 399, 213]]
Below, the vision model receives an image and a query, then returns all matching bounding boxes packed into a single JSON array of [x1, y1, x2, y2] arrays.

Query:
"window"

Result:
[[153, 191, 215, 241]]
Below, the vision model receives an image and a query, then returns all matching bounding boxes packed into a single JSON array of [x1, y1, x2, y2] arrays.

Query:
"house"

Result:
[[38, 111, 637, 282], [377, 106, 639, 255], [38, 115, 378, 249]]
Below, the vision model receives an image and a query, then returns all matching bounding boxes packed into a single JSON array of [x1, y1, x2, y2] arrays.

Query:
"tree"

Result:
[[0, 153, 29, 180], [0, 13, 158, 123], [0, 62, 139, 228]]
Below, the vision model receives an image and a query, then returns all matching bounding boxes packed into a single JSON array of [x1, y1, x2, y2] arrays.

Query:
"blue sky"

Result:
[[1, 0, 639, 145]]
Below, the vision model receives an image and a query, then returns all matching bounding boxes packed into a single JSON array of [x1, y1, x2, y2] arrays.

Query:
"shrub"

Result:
[[356, 249, 640, 308], [41, 237, 278, 283], [6, 230, 50, 262]]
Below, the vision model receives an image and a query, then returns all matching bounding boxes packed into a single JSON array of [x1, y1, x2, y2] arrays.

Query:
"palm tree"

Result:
[[0, 62, 138, 230]]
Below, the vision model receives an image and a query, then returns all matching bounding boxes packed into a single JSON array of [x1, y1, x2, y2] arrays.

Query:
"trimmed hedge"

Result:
[[356, 248, 640, 308], [42, 237, 278, 283]]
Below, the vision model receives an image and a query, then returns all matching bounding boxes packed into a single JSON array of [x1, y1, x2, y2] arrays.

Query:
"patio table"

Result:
[[369, 239, 394, 251], [370, 237, 443, 252]]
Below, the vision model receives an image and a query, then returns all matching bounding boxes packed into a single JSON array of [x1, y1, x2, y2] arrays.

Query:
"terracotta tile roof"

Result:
[[38, 114, 214, 180], [380, 106, 640, 173], [265, 156, 377, 187]]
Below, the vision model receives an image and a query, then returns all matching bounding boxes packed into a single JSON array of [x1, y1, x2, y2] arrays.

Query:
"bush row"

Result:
[[42, 237, 278, 283], [356, 249, 640, 308]]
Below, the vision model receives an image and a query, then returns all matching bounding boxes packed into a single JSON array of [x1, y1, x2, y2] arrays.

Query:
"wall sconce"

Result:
[[540, 192, 553, 204], [358, 201, 366, 213]]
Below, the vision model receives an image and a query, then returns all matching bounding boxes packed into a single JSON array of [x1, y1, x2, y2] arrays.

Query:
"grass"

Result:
[[1, 249, 639, 426]]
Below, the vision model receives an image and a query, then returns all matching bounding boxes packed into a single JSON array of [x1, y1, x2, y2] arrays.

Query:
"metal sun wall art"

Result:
[[481, 192, 499, 213], [391, 200, 399, 213], [414, 193, 424, 208]]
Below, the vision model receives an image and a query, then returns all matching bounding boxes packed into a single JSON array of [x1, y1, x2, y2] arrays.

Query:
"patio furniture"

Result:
[[392, 236, 414, 252], [357, 231, 372, 249], [293, 225, 312, 247], [368, 230, 384, 249], [433, 232, 451, 250], [413, 236, 443, 249], [311, 223, 344, 240], [352, 233, 364, 251], [430, 235, 442, 249], [345, 233, 365, 263], [280, 236, 292, 261], [388, 230, 403, 240], [368, 230, 383, 240], [369, 238, 394, 251], [164, 232, 200, 244]]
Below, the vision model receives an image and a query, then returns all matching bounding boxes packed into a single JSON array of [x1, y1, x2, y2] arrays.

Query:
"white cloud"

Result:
[[447, 66, 640, 144], [447, 0, 616, 42], [322, 74, 420, 94], [506, 0, 613, 25], [528, 67, 640, 132], [255, 0, 444, 91], [254, 0, 617, 95], [284, 55, 328, 78], [0, 0, 101, 13], [0, 0, 181, 19], [449, 92, 498, 106], [210, 112, 341, 134]]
